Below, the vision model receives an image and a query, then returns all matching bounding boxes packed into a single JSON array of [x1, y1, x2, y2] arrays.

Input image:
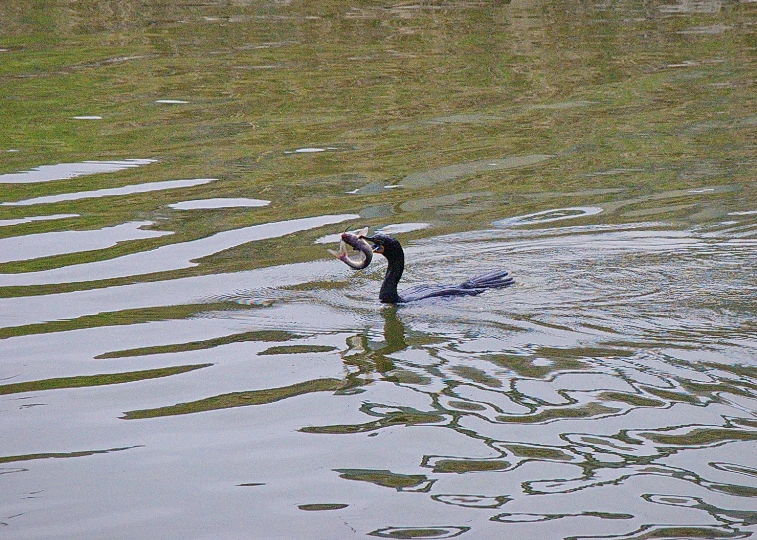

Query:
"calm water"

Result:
[[2, 1, 757, 538]]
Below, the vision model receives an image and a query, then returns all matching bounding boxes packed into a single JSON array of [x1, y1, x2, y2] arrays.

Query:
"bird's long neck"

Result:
[[379, 249, 404, 304]]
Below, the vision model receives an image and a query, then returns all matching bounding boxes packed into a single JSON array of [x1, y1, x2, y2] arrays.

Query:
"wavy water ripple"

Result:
[[2, 178, 216, 206], [3, 216, 746, 536], [0, 221, 172, 263], [2, 0, 757, 537], [3, 217, 756, 539], [0, 159, 156, 184], [0, 214, 358, 286]]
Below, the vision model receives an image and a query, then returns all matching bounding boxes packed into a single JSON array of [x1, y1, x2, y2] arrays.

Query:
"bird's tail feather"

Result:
[[459, 270, 514, 290]]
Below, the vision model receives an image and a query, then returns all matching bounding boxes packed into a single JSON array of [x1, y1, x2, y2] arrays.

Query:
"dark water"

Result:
[[1, 1, 757, 538]]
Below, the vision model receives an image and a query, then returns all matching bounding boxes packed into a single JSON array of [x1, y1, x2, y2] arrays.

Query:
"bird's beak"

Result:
[[362, 235, 384, 254]]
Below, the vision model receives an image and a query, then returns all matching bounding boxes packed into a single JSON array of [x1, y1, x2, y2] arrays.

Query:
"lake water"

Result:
[[2, 1, 757, 538]]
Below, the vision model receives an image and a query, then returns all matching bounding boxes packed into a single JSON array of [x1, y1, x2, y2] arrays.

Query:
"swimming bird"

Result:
[[363, 233, 514, 304]]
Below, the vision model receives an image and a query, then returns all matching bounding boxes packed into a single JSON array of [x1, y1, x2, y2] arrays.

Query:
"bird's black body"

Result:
[[364, 234, 514, 304]]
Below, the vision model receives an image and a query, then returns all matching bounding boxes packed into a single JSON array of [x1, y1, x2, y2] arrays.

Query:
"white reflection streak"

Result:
[[0, 222, 173, 263], [0, 259, 339, 329], [0, 159, 157, 184], [0, 214, 79, 227], [168, 198, 270, 210], [0, 213, 359, 287], [3, 178, 217, 206]]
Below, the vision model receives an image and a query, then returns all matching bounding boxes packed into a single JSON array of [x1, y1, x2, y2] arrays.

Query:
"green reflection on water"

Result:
[[259, 344, 337, 355], [96, 329, 300, 359], [0, 302, 237, 339], [301, 409, 447, 435], [0, 364, 211, 395], [431, 459, 511, 474], [0, 446, 138, 464], [496, 402, 620, 423], [1, 0, 755, 278], [642, 427, 757, 447], [122, 377, 343, 419], [334, 468, 433, 492], [504, 444, 572, 461]]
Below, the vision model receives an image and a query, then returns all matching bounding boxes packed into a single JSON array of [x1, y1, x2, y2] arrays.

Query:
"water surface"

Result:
[[1, 1, 756, 539]]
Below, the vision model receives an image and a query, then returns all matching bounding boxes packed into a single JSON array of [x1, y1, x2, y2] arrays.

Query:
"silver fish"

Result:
[[328, 227, 373, 270]]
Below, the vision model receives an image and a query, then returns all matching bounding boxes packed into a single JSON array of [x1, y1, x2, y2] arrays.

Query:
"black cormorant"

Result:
[[364, 234, 514, 304]]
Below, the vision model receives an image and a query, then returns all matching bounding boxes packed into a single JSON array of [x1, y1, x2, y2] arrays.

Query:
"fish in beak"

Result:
[[328, 227, 373, 269]]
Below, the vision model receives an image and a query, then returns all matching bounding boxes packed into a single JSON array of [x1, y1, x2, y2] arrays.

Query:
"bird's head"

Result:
[[362, 233, 403, 259]]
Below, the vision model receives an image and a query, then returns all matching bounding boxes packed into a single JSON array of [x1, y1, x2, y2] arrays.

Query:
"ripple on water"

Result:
[[3, 178, 216, 206], [432, 494, 511, 508], [0, 159, 156, 184], [284, 145, 353, 154], [493, 207, 604, 227], [417, 223, 756, 349], [0, 213, 359, 286], [168, 198, 270, 210], [346, 182, 402, 195], [0, 213, 79, 227], [284, 147, 330, 153], [368, 526, 470, 538], [401, 154, 554, 188], [3, 214, 756, 540], [0, 221, 172, 263], [375, 222, 430, 235]]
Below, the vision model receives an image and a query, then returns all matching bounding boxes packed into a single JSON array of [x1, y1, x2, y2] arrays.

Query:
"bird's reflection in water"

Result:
[[338, 306, 407, 391], [311, 310, 757, 538], [305, 308, 446, 435]]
